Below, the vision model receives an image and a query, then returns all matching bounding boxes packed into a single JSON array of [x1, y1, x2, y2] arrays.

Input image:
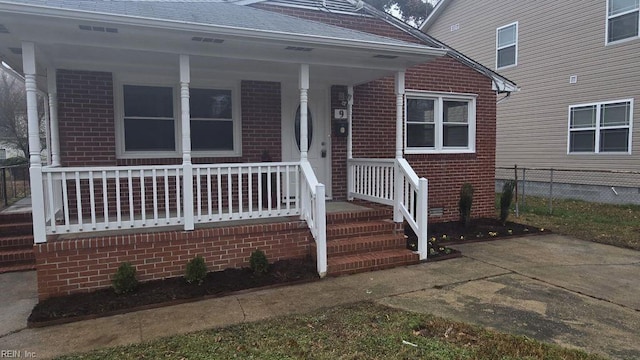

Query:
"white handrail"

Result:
[[395, 158, 428, 260], [348, 158, 395, 205], [299, 160, 327, 277]]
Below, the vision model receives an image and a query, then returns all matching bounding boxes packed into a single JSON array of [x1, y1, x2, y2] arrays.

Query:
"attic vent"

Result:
[[79, 25, 119, 33], [373, 54, 398, 59], [191, 36, 224, 44], [285, 46, 313, 52], [0, 24, 9, 34], [9, 47, 21, 55]]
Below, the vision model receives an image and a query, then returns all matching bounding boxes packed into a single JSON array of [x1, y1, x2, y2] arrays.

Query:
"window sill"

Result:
[[606, 36, 639, 46], [405, 148, 476, 155], [117, 150, 242, 159], [567, 151, 632, 155]]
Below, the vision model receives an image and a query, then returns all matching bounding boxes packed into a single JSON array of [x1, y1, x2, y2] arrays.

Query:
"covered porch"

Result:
[[0, 1, 440, 279]]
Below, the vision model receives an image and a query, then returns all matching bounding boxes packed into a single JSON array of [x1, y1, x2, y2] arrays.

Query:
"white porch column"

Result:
[[42, 93, 51, 165], [180, 55, 194, 231], [393, 71, 405, 223], [299, 64, 309, 161], [22, 42, 46, 243], [47, 67, 61, 167], [346, 85, 354, 200]]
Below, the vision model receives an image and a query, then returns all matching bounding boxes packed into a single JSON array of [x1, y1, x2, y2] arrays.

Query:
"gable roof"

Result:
[[5, 0, 421, 50], [420, 0, 452, 32]]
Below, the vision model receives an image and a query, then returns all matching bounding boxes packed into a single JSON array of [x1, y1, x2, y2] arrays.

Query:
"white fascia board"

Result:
[[491, 78, 519, 93], [0, 2, 447, 58]]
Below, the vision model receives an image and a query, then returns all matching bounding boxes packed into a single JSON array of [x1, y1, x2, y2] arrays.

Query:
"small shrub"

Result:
[[249, 249, 269, 275], [458, 183, 474, 227], [500, 180, 516, 225], [112, 262, 138, 294], [185, 256, 208, 285]]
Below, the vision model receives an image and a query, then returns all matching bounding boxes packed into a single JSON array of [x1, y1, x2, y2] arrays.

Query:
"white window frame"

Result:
[[567, 98, 634, 155], [404, 90, 477, 155], [115, 76, 241, 159], [496, 21, 518, 69], [606, 0, 640, 45]]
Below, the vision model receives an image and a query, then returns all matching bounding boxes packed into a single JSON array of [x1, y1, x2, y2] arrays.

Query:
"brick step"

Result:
[[327, 220, 396, 240], [0, 235, 34, 250], [327, 249, 419, 277], [0, 248, 36, 267], [326, 207, 392, 225], [314, 233, 407, 257], [0, 263, 36, 274], [0, 213, 32, 225], [0, 222, 33, 237]]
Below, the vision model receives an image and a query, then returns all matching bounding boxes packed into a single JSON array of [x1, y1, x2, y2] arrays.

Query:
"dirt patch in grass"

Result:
[[29, 257, 318, 326], [55, 302, 606, 360]]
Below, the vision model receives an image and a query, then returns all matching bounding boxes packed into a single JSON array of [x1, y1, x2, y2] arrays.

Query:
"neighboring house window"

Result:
[[123, 85, 175, 152], [496, 22, 518, 69], [568, 99, 633, 154], [607, 0, 639, 43], [405, 91, 476, 154], [119, 82, 240, 158]]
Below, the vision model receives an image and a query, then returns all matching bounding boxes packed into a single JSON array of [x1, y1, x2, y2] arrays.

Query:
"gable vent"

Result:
[[373, 54, 398, 59], [191, 36, 224, 44], [285, 46, 313, 52], [9, 47, 21, 55], [0, 24, 9, 34], [79, 25, 118, 33]]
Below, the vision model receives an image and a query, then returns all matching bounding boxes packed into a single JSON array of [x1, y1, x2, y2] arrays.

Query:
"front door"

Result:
[[282, 82, 331, 198]]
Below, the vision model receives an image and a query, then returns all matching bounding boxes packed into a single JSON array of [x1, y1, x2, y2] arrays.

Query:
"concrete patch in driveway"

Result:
[[379, 271, 640, 360]]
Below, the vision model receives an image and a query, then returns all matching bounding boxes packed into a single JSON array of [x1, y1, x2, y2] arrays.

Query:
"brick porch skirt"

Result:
[[35, 219, 312, 300]]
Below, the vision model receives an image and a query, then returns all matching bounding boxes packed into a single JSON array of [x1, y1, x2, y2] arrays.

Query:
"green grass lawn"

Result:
[[501, 195, 640, 251], [57, 302, 604, 360]]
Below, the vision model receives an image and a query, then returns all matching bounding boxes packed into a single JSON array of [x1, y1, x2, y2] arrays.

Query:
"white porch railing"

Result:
[[43, 165, 184, 234], [347, 158, 395, 205], [347, 157, 428, 260], [299, 160, 327, 277], [192, 162, 300, 223]]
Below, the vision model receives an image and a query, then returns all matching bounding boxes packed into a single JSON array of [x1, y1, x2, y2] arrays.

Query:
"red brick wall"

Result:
[[57, 70, 116, 166], [56, 72, 281, 167], [331, 85, 348, 200], [35, 220, 312, 299], [350, 57, 497, 221], [255, 5, 498, 221]]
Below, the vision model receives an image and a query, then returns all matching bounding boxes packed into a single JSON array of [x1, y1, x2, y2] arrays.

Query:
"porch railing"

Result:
[[347, 157, 428, 260], [43, 165, 184, 234], [347, 158, 395, 205], [299, 160, 327, 276]]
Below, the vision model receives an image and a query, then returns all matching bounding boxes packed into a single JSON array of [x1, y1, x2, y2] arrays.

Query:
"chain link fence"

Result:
[[0, 164, 30, 210], [496, 166, 640, 214]]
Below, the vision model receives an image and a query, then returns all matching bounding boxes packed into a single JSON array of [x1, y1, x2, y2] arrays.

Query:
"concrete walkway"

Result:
[[1, 234, 639, 359]]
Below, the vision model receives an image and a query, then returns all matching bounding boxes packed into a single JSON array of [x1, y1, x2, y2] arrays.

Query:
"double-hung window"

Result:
[[119, 82, 240, 158], [568, 99, 633, 154], [607, 0, 639, 43], [496, 22, 518, 69], [405, 92, 476, 154]]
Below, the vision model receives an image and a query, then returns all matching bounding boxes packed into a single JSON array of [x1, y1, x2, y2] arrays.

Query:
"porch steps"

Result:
[[0, 213, 35, 273], [317, 204, 419, 277]]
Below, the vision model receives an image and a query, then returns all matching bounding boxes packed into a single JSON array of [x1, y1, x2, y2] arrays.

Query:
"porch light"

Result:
[[78, 25, 119, 33], [191, 36, 224, 43], [0, 24, 9, 34], [285, 46, 313, 52]]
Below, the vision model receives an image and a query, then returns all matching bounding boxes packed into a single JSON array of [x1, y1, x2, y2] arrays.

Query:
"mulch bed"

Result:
[[406, 218, 547, 257], [28, 257, 318, 327]]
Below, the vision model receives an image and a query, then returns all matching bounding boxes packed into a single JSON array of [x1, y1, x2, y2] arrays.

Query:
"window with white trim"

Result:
[[568, 99, 633, 154], [496, 22, 517, 69], [607, 0, 639, 43], [405, 92, 476, 154], [118, 83, 240, 158]]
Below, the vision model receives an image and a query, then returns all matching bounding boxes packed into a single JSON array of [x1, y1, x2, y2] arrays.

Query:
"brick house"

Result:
[[0, 0, 516, 299]]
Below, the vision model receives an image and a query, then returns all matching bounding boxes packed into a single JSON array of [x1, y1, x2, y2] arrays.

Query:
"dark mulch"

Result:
[[406, 218, 547, 256], [29, 257, 318, 325]]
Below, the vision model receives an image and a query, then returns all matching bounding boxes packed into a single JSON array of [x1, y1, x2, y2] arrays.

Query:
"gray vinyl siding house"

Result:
[[422, 0, 640, 197]]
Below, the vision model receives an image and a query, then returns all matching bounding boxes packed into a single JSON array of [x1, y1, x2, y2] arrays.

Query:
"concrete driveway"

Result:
[[1, 234, 639, 359], [380, 234, 640, 359]]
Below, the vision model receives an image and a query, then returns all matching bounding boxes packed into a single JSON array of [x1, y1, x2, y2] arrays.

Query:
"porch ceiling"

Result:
[[0, 2, 446, 87]]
